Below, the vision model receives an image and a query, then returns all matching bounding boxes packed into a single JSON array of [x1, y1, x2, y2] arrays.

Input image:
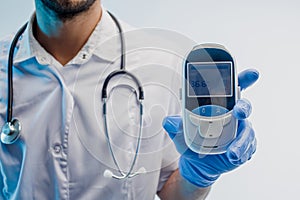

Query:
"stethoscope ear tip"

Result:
[[1, 118, 21, 144]]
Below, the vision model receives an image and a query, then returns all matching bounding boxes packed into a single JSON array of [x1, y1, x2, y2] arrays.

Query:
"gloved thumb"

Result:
[[162, 116, 191, 155], [238, 69, 259, 91]]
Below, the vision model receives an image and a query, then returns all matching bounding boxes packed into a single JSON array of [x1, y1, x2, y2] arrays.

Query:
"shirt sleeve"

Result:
[[0, 37, 9, 199], [157, 133, 180, 192], [157, 55, 182, 192]]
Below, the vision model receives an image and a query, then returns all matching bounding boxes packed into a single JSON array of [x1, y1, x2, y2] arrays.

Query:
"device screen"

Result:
[[187, 62, 232, 97]]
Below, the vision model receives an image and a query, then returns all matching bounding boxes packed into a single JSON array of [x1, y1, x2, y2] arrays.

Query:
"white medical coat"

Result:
[[0, 8, 196, 200]]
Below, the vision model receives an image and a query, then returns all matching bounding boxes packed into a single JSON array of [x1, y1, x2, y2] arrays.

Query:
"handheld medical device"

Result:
[[1, 11, 146, 179], [182, 44, 239, 154]]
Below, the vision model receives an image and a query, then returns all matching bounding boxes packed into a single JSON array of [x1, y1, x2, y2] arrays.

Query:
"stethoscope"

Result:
[[0, 11, 146, 180]]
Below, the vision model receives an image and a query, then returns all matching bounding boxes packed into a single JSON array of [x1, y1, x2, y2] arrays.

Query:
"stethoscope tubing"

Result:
[[7, 23, 28, 122], [103, 98, 143, 179], [2, 10, 145, 179]]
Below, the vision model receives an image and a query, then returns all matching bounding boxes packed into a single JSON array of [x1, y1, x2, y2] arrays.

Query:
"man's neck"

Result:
[[34, 1, 102, 66]]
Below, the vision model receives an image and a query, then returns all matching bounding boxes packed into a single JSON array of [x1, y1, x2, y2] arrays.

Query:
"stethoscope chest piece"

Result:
[[1, 118, 21, 144]]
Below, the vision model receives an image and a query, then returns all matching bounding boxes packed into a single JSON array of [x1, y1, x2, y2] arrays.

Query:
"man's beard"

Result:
[[40, 0, 97, 20]]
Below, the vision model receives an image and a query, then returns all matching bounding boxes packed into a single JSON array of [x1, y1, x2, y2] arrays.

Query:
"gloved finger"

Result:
[[238, 69, 259, 91], [239, 137, 257, 164], [233, 99, 252, 120], [162, 115, 183, 139], [227, 120, 255, 164]]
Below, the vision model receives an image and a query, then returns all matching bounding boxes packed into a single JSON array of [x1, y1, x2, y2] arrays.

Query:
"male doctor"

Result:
[[0, 0, 259, 199]]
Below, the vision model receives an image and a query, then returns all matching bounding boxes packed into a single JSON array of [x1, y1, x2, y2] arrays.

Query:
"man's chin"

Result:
[[40, 0, 97, 20]]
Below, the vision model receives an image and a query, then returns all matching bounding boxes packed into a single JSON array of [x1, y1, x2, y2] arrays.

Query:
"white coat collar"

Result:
[[13, 8, 123, 65]]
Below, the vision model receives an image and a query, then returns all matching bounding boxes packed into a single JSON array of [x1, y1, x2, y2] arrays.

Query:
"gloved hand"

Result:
[[162, 69, 259, 188]]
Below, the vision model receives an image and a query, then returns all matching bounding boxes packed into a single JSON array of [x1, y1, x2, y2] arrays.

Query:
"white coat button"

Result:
[[53, 144, 61, 154], [40, 57, 47, 63], [38, 56, 50, 65]]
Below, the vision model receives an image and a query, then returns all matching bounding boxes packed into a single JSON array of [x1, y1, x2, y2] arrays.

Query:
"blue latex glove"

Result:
[[162, 69, 259, 188]]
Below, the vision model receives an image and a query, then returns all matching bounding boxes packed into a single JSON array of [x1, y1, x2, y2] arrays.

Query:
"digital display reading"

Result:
[[187, 62, 233, 97]]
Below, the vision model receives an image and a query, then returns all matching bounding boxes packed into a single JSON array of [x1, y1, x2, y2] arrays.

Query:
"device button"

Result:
[[189, 114, 223, 138], [223, 114, 232, 125], [201, 107, 206, 115], [192, 105, 228, 117], [199, 120, 223, 138], [53, 144, 62, 154], [189, 114, 201, 125]]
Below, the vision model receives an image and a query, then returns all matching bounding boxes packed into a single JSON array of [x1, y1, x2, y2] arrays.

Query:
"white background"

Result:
[[1, 0, 300, 199]]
